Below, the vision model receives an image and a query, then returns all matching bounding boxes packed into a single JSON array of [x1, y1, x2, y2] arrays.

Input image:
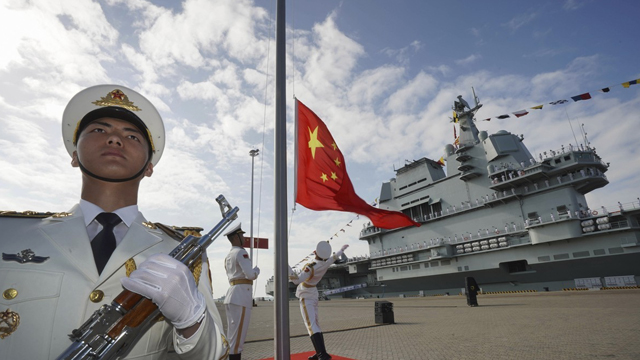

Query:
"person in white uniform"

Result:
[[289, 241, 348, 360], [0, 85, 228, 359], [223, 223, 260, 360]]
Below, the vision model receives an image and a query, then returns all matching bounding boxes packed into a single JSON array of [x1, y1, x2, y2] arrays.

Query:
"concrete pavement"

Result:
[[217, 289, 640, 360]]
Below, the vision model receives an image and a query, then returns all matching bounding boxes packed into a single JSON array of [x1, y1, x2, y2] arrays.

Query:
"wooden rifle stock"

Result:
[[107, 291, 159, 339]]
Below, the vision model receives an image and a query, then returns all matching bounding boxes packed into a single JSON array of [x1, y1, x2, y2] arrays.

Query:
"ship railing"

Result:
[[527, 211, 583, 226], [360, 223, 382, 236], [489, 167, 609, 202], [490, 162, 606, 187], [535, 143, 595, 163], [345, 255, 370, 263], [486, 144, 596, 176], [609, 220, 630, 230], [575, 200, 640, 219], [606, 200, 640, 213], [370, 253, 415, 268], [525, 201, 639, 228], [366, 167, 611, 230], [369, 225, 534, 260], [362, 201, 639, 258], [365, 202, 638, 256]]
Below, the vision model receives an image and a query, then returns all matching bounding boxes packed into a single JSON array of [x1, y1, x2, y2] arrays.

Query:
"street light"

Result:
[[249, 149, 259, 262]]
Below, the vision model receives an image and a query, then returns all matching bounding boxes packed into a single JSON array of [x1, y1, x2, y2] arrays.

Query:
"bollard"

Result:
[[375, 300, 394, 324]]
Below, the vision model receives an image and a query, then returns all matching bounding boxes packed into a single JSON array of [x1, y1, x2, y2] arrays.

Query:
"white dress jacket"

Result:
[[0, 205, 227, 360]]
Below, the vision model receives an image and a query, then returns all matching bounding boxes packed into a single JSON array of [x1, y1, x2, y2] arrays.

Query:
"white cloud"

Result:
[[381, 40, 422, 65], [503, 12, 537, 32], [0, 0, 117, 87], [563, 0, 590, 11], [384, 71, 438, 114], [427, 65, 453, 77], [455, 54, 481, 66], [347, 66, 405, 105], [301, 11, 365, 101], [123, 0, 269, 69]]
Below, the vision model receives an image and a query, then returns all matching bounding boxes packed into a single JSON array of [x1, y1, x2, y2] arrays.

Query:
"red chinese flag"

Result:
[[295, 99, 420, 230], [242, 237, 269, 249]]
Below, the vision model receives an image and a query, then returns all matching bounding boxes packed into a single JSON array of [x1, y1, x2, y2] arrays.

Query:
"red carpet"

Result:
[[258, 351, 357, 360]]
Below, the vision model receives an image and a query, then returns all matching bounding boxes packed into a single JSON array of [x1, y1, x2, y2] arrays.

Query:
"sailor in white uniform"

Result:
[[0, 85, 228, 359], [223, 223, 260, 360], [289, 241, 348, 360]]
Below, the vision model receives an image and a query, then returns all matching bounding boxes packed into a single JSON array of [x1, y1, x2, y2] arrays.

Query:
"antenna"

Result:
[[564, 109, 579, 149], [472, 86, 480, 108], [581, 123, 591, 149]]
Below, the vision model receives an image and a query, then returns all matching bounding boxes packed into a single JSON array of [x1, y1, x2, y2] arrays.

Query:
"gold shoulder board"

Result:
[[155, 223, 204, 241], [0, 211, 59, 218]]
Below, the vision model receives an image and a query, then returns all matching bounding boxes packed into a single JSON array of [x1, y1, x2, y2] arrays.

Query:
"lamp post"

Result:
[[250, 148, 259, 308], [249, 149, 259, 262]]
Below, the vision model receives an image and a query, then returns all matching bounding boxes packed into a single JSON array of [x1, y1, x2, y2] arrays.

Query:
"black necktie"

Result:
[[91, 212, 122, 275]]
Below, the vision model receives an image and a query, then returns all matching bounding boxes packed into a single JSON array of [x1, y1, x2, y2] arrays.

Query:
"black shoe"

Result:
[[309, 333, 319, 359], [311, 333, 332, 360], [229, 354, 241, 360]]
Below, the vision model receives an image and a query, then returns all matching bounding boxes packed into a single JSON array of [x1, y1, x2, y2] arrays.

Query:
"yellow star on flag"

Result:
[[320, 173, 328, 182], [331, 172, 338, 180], [334, 157, 341, 167], [308, 126, 324, 159]]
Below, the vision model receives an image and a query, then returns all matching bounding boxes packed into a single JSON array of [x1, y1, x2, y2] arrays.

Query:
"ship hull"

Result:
[[341, 251, 640, 298], [327, 224, 640, 298]]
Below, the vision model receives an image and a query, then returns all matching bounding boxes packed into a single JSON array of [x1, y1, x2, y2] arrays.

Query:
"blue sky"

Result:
[[1, 0, 639, 297]]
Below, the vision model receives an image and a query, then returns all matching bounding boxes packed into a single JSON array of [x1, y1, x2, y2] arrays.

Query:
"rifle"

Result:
[[56, 195, 238, 360]]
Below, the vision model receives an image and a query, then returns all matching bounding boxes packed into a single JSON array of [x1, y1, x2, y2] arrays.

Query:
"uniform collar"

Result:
[[79, 199, 139, 228]]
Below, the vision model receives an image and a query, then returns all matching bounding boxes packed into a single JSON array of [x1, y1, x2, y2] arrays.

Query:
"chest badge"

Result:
[[2, 249, 49, 264]]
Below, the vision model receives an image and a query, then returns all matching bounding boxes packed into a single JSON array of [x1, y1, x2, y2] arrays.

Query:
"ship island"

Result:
[[267, 94, 640, 298]]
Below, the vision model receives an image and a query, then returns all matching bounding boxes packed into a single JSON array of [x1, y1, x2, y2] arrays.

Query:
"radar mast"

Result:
[[453, 89, 483, 146]]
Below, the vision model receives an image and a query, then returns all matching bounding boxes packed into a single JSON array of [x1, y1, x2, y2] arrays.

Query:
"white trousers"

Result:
[[225, 303, 251, 354], [300, 297, 321, 336]]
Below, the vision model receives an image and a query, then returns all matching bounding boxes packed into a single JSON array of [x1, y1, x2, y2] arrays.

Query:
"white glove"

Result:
[[288, 265, 299, 281], [253, 266, 260, 276], [121, 253, 205, 329], [341, 244, 349, 252]]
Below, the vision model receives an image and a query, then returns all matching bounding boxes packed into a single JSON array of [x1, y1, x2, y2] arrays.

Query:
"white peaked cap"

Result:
[[224, 222, 245, 237], [62, 84, 165, 165], [316, 241, 332, 260]]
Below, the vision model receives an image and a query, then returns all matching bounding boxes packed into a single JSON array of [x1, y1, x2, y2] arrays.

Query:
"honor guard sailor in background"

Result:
[[289, 241, 348, 360], [0, 85, 227, 359], [223, 223, 260, 360], [465, 276, 480, 307]]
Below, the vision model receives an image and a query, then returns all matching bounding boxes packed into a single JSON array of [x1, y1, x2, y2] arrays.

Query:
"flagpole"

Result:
[[274, 0, 290, 358]]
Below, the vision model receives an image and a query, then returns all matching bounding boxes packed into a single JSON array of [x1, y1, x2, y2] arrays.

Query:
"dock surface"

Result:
[[217, 290, 639, 360]]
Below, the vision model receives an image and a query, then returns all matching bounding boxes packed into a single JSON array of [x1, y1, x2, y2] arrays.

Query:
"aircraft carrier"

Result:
[[268, 94, 640, 298]]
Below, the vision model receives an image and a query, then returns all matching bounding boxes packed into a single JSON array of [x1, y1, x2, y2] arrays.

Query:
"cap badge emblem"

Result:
[[91, 89, 141, 112], [2, 249, 49, 264]]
